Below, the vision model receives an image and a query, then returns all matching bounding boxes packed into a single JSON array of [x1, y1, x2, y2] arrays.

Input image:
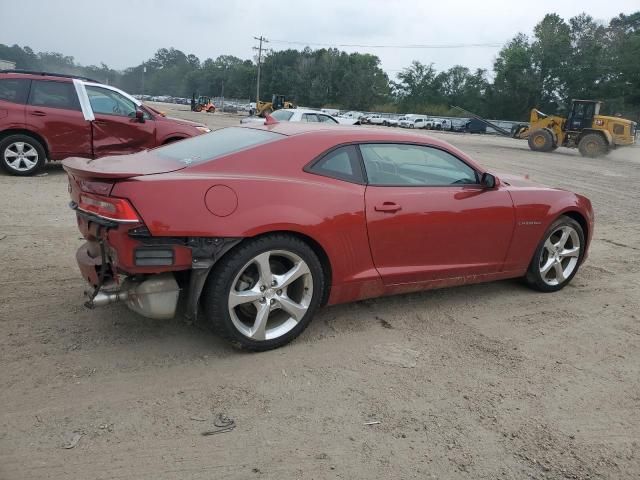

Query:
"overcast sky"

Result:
[[1, 0, 638, 78]]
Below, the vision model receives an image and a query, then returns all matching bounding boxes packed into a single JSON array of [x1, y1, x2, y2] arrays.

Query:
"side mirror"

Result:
[[135, 109, 145, 123], [481, 172, 497, 188]]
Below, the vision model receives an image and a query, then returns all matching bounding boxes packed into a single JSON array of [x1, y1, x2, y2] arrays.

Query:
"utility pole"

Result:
[[221, 77, 224, 112], [253, 35, 268, 104], [141, 64, 146, 95]]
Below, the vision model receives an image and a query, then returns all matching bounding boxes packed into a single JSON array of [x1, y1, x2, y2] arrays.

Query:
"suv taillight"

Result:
[[78, 193, 140, 223]]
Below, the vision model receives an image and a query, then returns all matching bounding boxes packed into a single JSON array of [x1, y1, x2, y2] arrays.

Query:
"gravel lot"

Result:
[[1, 103, 639, 479]]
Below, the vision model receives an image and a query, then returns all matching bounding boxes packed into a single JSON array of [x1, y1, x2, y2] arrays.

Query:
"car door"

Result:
[[84, 85, 156, 157], [25, 79, 92, 159], [361, 143, 515, 285]]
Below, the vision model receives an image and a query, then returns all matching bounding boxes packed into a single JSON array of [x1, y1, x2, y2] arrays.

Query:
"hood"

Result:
[[497, 172, 548, 189], [160, 115, 206, 128], [62, 150, 187, 179]]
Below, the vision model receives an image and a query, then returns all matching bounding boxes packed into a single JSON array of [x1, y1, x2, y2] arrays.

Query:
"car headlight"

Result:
[[196, 126, 211, 133]]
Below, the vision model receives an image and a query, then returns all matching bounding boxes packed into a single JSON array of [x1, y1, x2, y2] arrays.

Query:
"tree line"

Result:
[[1, 11, 638, 121]]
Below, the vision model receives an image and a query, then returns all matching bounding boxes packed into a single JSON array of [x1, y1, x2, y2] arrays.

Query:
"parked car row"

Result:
[[357, 113, 487, 133], [134, 94, 254, 113], [240, 108, 359, 126]]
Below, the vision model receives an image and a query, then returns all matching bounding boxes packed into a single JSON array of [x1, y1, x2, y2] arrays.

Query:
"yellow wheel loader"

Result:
[[512, 100, 637, 157], [253, 94, 295, 117], [453, 102, 637, 158]]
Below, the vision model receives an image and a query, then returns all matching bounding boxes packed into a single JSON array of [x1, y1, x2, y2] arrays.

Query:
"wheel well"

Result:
[[251, 230, 333, 305], [0, 129, 50, 158], [562, 211, 589, 242], [162, 136, 185, 145]]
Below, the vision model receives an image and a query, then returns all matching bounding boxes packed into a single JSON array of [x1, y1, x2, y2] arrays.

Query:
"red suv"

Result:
[[0, 70, 210, 175]]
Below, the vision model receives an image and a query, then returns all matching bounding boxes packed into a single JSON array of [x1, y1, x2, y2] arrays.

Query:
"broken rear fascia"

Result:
[[73, 204, 242, 323]]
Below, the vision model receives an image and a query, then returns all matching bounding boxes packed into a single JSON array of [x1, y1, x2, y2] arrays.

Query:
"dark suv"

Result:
[[0, 70, 210, 175]]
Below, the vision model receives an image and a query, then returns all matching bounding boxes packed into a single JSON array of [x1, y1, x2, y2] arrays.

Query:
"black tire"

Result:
[[527, 129, 554, 152], [578, 133, 607, 158], [0, 134, 46, 176], [203, 234, 325, 351], [524, 216, 585, 293]]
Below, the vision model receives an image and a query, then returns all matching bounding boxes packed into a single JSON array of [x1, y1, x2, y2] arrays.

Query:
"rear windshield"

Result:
[[154, 127, 283, 165]]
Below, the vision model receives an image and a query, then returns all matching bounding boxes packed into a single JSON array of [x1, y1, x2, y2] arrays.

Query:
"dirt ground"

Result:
[[1, 103, 639, 480]]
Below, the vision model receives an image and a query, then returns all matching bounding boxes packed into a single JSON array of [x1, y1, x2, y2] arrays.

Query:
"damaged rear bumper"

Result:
[[85, 274, 180, 320]]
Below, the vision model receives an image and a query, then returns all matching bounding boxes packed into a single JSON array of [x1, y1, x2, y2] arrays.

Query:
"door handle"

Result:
[[374, 202, 402, 213], [30, 111, 46, 116]]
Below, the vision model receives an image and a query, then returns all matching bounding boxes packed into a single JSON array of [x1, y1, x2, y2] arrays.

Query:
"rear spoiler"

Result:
[[62, 157, 139, 179]]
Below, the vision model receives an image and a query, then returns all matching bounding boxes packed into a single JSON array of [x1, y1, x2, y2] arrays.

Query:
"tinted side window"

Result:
[[308, 145, 364, 184], [271, 109, 294, 121], [0, 79, 30, 104], [360, 143, 478, 186], [302, 113, 318, 122], [318, 114, 338, 124], [29, 80, 80, 111]]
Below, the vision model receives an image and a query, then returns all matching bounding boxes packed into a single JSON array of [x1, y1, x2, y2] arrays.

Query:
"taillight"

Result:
[[78, 193, 140, 223]]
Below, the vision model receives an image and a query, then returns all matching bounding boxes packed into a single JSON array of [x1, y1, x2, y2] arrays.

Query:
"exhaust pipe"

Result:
[[84, 273, 180, 320]]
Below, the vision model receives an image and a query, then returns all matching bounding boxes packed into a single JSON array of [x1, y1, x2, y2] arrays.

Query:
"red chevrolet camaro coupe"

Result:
[[63, 123, 594, 351]]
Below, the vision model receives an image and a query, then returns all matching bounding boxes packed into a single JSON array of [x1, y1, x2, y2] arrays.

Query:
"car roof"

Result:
[[0, 70, 99, 83], [289, 108, 332, 115], [237, 122, 481, 170]]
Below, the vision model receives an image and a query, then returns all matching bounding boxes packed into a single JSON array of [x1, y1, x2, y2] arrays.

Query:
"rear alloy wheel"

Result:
[[524, 216, 584, 292], [578, 133, 607, 158], [204, 235, 324, 351], [0, 135, 46, 176], [528, 129, 554, 152]]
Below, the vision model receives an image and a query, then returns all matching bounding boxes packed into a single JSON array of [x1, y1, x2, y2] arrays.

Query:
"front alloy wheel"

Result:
[[204, 234, 324, 350], [525, 216, 585, 292], [538, 225, 581, 286]]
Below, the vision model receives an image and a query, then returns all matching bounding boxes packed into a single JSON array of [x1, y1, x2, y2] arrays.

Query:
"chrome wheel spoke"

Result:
[[553, 262, 566, 283], [254, 252, 273, 287], [544, 237, 555, 253], [274, 261, 310, 289], [14, 142, 24, 153], [228, 287, 263, 308], [557, 227, 570, 249], [540, 258, 555, 275], [23, 147, 37, 158], [278, 296, 306, 321], [5, 150, 18, 158], [250, 303, 270, 340], [560, 246, 580, 258]]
